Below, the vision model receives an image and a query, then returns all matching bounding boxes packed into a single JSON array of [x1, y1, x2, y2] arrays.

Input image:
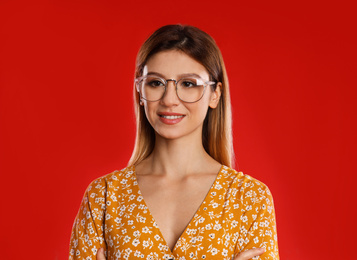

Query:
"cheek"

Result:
[[187, 102, 210, 121]]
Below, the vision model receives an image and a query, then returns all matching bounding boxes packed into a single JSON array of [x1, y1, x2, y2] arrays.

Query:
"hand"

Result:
[[233, 247, 266, 260], [96, 248, 106, 260], [96, 247, 265, 260]]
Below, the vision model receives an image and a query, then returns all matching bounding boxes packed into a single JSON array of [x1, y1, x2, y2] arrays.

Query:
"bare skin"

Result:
[[135, 50, 225, 251], [134, 149, 221, 250], [95, 51, 266, 259]]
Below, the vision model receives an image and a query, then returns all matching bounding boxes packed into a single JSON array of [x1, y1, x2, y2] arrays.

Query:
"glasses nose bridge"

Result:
[[165, 79, 177, 88], [161, 78, 180, 102]]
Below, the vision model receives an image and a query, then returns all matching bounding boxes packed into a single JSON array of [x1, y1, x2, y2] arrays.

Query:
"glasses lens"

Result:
[[177, 77, 205, 102], [140, 76, 166, 101]]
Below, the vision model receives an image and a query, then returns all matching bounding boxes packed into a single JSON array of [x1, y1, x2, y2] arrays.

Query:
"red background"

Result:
[[0, 0, 356, 259]]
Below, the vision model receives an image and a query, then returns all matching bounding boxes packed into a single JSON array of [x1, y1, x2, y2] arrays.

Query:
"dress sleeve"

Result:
[[69, 177, 107, 260], [235, 179, 279, 259]]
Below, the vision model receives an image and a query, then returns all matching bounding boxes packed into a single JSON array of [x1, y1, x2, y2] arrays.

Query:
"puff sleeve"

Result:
[[235, 178, 279, 259], [69, 177, 107, 260]]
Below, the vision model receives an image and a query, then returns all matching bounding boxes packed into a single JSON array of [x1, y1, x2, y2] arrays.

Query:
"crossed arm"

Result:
[[96, 247, 267, 260]]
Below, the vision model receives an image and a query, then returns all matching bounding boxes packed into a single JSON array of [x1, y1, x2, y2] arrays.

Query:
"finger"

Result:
[[234, 247, 265, 260], [96, 248, 106, 260]]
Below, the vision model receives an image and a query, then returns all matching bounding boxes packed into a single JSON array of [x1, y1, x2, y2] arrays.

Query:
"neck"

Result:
[[141, 131, 219, 179]]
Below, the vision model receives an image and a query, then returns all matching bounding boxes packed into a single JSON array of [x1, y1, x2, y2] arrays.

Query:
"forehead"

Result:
[[143, 50, 209, 79]]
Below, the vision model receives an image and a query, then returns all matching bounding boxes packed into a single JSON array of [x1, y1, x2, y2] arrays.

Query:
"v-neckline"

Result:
[[131, 165, 224, 255]]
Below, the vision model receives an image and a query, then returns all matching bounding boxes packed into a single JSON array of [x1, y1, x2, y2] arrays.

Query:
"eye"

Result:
[[145, 77, 165, 88], [180, 79, 198, 88], [149, 80, 164, 87]]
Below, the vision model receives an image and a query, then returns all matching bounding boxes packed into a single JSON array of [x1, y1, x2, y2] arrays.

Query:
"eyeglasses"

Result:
[[135, 75, 217, 103]]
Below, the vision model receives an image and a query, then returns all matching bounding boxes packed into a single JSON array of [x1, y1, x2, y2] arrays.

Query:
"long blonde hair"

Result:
[[128, 25, 234, 168]]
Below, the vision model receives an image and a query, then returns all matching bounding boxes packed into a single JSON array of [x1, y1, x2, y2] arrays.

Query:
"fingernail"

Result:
[[261, 247, 266, 252]]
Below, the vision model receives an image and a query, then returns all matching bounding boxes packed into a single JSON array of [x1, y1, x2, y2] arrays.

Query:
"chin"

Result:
[[156, 131, 185, 140], [155, 126, 202, 141]]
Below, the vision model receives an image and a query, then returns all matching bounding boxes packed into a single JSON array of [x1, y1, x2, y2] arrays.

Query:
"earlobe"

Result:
[[209, 83, 222, 109]]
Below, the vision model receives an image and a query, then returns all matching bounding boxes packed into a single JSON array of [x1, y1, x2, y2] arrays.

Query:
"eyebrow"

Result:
[[146, 72, 203, 79]]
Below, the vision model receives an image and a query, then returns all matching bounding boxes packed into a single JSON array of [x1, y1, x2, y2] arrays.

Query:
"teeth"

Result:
[[161, 115, 184, 119]]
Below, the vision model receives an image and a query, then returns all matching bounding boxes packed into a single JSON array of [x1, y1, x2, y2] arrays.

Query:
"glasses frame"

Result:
[[135, 75, 217, 103]]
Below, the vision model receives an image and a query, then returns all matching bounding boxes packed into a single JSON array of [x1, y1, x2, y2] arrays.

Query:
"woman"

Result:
[[69, 24, 279, 260]]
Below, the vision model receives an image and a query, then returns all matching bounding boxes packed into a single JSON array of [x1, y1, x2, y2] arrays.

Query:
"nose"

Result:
[[160, 80, 180, 106]]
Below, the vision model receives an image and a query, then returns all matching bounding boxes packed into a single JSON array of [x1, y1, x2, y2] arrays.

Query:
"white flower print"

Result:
[[143, 240, 149, 248], [213, 222, 222, 231], [132, 238, 140, 247], [141, 226, 149, 233], [123, 235, 130, 243], [231, 220, 238, 228], [69, 166, 279, 260], [190, 237, 197, 243], [210, 248, 218, 255], [222, 248, 228, 256], [253, 222, 258, 230], [111, 194, 117, 202]]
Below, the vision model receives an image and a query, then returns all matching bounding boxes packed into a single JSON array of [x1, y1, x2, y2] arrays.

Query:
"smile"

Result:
[[158, 113, 186, 125], [159, 115, 185, 119]]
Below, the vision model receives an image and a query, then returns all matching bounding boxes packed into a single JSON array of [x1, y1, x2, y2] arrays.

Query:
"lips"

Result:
[[158, 112, 185, 125]]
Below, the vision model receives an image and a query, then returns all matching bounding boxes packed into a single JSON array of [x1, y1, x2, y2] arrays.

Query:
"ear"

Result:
[[209, 82, 222, 109], [139, 99, 144, 106]]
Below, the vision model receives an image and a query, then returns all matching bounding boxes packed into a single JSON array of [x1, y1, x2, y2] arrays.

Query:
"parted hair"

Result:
[[128, 24, 234, 168]]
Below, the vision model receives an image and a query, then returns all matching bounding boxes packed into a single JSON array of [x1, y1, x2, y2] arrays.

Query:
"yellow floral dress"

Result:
[[69, 165, 279, 259]]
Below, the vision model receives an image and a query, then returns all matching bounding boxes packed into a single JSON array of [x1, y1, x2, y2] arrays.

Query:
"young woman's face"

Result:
[[140, 50, 221, 141]]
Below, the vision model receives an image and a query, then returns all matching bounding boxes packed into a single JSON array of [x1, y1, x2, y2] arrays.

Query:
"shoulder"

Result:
[[221, 165, 274, 200], [85, 165, 136, 195]]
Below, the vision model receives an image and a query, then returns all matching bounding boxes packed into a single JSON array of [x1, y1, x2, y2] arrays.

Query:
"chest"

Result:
[[136, 174, 217, 250], [103, 167, 242, 259]]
